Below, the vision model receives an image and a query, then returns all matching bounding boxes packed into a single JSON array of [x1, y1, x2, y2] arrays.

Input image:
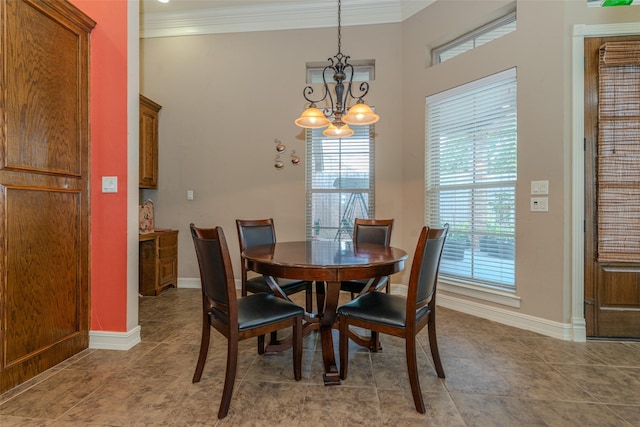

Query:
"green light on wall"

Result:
[[601, 0, 634, 6]]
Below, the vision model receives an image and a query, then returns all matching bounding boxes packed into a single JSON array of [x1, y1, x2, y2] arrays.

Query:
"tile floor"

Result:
[[1, 287, 640, 426]]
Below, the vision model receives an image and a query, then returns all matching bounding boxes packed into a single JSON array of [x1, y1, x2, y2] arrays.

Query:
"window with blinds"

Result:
[[597, 41, 640, 262], [431, 11, 516, 66], [425, 68, 517, 290], [305, 125, 374, 241]]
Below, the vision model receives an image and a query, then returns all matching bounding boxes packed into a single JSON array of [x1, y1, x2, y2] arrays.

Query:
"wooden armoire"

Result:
[[0, 0, 95, 393]]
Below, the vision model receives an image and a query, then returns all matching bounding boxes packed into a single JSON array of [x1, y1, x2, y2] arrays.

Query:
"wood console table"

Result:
[[139, 229, 178, 296]]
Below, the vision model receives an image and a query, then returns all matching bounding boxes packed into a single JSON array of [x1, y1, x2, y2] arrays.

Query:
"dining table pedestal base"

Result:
[[319, 280, 342, 385]]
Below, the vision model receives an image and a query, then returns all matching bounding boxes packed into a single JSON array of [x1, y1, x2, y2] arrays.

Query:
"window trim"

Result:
[[439, 279, 521, 308]]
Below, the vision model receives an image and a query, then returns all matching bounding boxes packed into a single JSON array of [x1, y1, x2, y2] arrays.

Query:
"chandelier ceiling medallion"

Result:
[[294, 0, 379, 138]]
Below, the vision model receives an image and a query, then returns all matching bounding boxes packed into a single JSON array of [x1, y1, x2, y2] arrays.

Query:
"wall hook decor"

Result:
[[275, 138, 286, 153], [291, 150, 301, 166], [274, 154, 284, 169]]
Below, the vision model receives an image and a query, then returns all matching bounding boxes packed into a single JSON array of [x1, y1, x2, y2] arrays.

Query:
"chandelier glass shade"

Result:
[[294, 0, 379, 138], [294, 107, 331, 128], [323, 122, 354, 138]]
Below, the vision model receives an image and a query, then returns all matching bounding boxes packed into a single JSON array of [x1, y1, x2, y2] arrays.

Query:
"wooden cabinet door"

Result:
[[0, 0, 94, 393], [139, 95, 161, 188]]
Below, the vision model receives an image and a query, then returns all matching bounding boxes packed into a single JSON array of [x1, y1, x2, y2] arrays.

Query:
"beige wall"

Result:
[[140, 23, 405, 283], [140, 0, 640, 329]]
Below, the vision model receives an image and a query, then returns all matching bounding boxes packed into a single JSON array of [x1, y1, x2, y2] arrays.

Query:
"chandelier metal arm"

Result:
[[349, 81, 370, 104], [302, 85, 328, 107]]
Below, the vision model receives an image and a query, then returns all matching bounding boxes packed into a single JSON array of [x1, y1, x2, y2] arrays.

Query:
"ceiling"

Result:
[[140, 0, 435, 38]]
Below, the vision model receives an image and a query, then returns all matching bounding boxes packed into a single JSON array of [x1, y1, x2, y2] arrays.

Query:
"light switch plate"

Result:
[[531, 180, 549, 195], [102, 176, 118, 193]]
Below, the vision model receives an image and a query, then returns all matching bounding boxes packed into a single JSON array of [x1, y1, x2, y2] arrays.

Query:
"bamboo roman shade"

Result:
[[597, 41, 640, 262]]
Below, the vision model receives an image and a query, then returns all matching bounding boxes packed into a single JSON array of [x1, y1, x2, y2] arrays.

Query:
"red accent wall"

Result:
[[70, 0, 129, 332]]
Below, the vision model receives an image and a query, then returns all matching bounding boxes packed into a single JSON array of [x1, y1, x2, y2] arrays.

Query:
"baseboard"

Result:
[[570, 316, 587, 342], [179, 277, 241, 290], [89, 326, 141, 350], [437, 293, 574, 341], [178, 277, 200, 289]]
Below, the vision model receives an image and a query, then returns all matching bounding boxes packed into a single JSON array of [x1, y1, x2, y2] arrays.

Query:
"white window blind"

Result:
[[306, 125, 375, 241], [425, 68, 517, 290], [307, 64, 374, 84]]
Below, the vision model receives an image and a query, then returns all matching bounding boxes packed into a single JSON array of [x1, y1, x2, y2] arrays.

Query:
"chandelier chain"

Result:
[[337, 0, 342, 55]]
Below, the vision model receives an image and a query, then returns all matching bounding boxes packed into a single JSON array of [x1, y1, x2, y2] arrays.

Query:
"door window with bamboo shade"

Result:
[[597, 41, 640, 262]]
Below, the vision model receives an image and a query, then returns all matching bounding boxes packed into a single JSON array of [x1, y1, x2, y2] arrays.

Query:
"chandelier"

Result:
[[294, 0, 379, 138]]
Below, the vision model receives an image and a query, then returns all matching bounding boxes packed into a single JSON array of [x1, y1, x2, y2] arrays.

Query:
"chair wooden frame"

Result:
[[349, 218, 394, 295], [337, 225, 448, 413], [190, 224, 303, 419], [236, 218, 313, 312], [236, 218, 314, 353], [317, 218, 395, 313]]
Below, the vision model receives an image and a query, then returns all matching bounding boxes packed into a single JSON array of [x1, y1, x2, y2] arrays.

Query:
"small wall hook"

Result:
[[274, 154, 284, 169], [291, 150, 300, 165], [275, 138, 286, 153]]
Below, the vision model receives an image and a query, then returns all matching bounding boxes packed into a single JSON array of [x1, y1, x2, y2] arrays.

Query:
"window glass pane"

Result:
[[426, 68, 517, 290], [307, 65, 373, 84], [439, 40, 474, 62], [475, 21, 516, 48]]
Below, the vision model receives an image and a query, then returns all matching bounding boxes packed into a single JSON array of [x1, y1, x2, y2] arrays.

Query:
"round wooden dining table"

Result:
[[243, 240, 408, 385]]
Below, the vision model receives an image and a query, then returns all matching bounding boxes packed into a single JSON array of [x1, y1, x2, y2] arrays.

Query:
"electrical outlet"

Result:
[[187, 190, 194, 201]]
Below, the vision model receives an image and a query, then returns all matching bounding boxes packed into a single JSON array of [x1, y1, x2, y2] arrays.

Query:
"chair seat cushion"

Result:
[[236, 293, 305, 331], [340, 276, 388, 294], [337, 292, 428, 328], [245, 276, 310, 295]]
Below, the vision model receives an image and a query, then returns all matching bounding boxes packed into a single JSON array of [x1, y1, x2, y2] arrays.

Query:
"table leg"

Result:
[[320, 280, 341, 385]]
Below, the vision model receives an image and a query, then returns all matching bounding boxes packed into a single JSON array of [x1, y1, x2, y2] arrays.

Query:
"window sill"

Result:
[[438, 278, 521, 308]]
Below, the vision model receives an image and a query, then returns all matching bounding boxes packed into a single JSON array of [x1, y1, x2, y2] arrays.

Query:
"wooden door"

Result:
[[0, 0, 95, 392], [584, 35, 640, 338]]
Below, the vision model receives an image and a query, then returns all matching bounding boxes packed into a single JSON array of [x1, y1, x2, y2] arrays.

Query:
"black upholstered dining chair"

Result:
[[341, 218, 394, 297], [316, 218, 394, 314], [337, 224, 449, 414], [190, 224, 304, 419], [236, 218, 313, 312]]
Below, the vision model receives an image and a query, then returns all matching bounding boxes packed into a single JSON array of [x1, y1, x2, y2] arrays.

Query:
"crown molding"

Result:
[[141, 0, 434, 38]]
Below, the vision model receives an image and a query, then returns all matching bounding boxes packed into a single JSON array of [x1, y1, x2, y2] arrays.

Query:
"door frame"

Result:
[[571, 22, 640, 342]]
